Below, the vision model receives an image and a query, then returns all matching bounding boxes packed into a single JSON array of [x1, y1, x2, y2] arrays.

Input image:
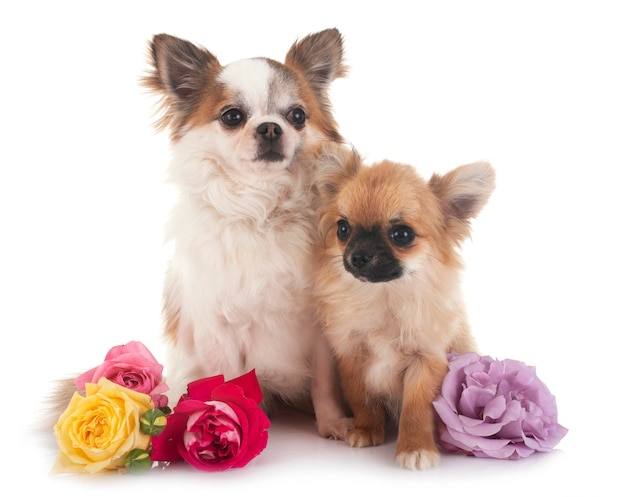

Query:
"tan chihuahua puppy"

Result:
[[313, 144, 495, 469]]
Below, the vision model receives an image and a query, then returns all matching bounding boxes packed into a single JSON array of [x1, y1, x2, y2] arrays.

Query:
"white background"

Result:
[[1, 1, 624, 494]]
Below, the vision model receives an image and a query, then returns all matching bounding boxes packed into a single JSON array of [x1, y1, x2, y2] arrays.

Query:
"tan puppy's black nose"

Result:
[[351, 251, 373, 269]]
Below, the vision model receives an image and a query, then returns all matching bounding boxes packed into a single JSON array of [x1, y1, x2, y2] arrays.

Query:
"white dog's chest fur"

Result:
[[163, 148, 320, 404], [141, 29, 351, 435]]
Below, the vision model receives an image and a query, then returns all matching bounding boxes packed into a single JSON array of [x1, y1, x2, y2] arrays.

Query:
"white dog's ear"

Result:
[[285, 28, 348, 98], [429, 161, 495, 242], [142, 34, 222, 132]]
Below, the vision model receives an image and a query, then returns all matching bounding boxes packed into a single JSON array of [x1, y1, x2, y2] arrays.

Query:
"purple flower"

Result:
[[433, 352, 568, 459]]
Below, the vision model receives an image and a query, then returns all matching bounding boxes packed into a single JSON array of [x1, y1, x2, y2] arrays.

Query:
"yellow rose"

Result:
[[53, 378, 153, 474]]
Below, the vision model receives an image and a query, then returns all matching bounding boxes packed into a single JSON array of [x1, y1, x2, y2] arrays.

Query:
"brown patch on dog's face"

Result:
[[315, 145, 495, 284], [331, 160, 446, 283], [142, 30, 347, 180]]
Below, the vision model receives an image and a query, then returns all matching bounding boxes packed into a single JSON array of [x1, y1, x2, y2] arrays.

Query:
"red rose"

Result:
[[150, 370, 270, 471]]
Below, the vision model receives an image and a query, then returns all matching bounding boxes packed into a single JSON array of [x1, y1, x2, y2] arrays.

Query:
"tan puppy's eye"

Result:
[[336, 219, 351, 243], [389, 225, 416, 247]]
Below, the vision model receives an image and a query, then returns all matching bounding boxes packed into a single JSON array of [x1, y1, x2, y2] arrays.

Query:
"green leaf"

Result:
[[140, 408, 168, 436], [125, 449, 152, 474]]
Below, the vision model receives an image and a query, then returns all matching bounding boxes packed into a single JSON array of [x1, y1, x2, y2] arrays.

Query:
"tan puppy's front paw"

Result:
[[395, 449, 440, 470], [317, 417, 354, 440], [346, 427, 384, 448]]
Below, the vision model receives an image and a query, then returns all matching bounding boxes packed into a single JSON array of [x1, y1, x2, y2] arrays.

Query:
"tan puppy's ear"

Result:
[[314, 143, 361, 201], [312, 143, 361, 241], [429, 161, 495, 243]]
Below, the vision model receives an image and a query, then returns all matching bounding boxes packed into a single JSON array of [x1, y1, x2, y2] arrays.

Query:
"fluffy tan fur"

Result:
[[313, 144, 495, 469]]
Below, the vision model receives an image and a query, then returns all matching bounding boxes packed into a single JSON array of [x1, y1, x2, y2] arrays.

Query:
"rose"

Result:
[[150, 370, 270, 471], [433, 352, 568, 459], [53, 378, 154, 474], [151, 370, 270, 471], [74, 341, 168, 408]]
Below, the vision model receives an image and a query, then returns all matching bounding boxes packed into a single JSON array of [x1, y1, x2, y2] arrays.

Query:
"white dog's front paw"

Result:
[[395, 449, 441, 470], [316, 417, 354, 440]]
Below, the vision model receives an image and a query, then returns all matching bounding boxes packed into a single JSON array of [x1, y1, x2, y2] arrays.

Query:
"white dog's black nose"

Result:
[[257, 122, 282, 141]]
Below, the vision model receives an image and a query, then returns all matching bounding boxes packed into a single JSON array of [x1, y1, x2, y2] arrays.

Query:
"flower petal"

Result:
[[186, 375, 226, 401], [459, 384, 496, 417], [434, 352, 568, 460], [433, 396, 464, 432], [225, 369, 264, 405], [150, 413, 187, 462], [483, 395, 506, 421], [458, 415, 503, 437]]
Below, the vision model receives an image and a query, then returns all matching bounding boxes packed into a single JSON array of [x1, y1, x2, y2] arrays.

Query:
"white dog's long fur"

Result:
[[143, 30, 351, 438]]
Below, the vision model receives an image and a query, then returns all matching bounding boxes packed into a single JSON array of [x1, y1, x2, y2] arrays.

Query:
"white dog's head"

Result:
[[143, 30, 347, 183]]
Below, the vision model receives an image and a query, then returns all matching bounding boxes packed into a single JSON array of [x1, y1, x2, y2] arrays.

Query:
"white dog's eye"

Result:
[[220, 108, 245, 128], [286, 107, 306, 128]]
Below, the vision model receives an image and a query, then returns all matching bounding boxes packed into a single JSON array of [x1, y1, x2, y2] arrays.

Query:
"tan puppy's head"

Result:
[[315, 145, 495, 283]]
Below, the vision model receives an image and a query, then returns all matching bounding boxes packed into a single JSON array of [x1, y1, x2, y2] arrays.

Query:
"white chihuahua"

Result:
[[142, 29, 352, 438]]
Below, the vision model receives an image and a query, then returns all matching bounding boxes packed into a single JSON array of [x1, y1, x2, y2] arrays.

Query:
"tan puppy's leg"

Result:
[[312, 337, 354, 440], [395, 354, 448, 470], [341, 355, 386, 448]]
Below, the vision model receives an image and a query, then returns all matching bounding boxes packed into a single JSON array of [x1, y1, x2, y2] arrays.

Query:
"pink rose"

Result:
[[433, 352, 568, 459], [74, 341, 168, 408], [150, 370, 270, 471]]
